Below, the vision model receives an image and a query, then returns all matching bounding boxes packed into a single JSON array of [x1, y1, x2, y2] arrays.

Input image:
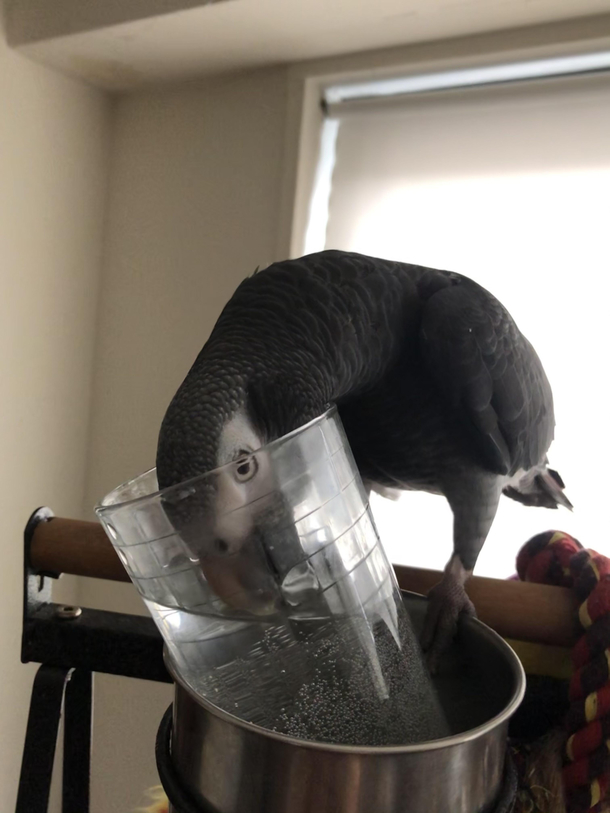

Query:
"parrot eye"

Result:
[[234, 453, 258, 482]]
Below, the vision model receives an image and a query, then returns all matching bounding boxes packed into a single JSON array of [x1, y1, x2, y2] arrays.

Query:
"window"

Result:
[[306, 66, 610, 577]]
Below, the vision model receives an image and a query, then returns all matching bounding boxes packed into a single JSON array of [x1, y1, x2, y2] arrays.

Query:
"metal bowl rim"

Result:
[[166, 592, 526, 755]]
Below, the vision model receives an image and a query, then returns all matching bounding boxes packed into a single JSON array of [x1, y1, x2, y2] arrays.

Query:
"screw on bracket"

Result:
[[56, 605, 83, 620]]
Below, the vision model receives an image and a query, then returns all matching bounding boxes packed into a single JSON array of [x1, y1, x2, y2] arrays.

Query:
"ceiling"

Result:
[[7, 0, 610, 90]]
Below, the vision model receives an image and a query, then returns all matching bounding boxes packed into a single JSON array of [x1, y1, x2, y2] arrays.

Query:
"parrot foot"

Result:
[[421, 556, 476, 673]]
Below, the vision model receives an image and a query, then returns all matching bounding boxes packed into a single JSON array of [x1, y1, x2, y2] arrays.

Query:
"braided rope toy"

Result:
[[517, 531, 610, 813]]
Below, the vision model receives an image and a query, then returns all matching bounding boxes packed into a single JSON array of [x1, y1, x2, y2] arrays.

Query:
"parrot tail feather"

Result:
[[538, 468, 573, 511], [503, 467, 573, 511]]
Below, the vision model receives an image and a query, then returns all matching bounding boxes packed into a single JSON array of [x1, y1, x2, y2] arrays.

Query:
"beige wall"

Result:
[[80, 67, 289, 813], [0, 13, 110, 812], [6, 14, 607, 811]]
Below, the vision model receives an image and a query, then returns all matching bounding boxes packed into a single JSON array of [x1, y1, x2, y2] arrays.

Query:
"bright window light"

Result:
[[303, 118, 339, 256], [345, 170, 610, 577]]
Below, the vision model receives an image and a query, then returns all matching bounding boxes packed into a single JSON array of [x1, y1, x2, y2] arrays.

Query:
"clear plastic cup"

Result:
[[96, 406, 447, 745]]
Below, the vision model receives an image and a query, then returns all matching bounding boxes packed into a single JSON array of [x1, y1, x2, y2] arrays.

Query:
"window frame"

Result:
[[278, 17, 610, 261]]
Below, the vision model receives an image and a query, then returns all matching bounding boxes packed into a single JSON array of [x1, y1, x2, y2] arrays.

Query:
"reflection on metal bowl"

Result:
[[166, 592, 525, 813]]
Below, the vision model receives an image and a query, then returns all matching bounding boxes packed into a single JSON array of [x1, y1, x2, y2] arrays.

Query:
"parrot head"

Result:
[[158, 400, 294, 618]]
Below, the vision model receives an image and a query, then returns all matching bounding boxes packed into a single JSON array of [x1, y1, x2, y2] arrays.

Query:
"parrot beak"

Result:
[[195, 453, 287, 616], [199, 524, 283, 616], [166, 492, 284, 617]]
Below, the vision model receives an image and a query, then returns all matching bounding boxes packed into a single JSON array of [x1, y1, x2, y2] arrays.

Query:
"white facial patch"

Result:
[[212, 409, 269, 550], [216, 408, 262, 468]]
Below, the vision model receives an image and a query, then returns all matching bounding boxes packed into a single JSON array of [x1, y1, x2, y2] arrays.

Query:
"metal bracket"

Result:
[[22, 507, 170, 683]]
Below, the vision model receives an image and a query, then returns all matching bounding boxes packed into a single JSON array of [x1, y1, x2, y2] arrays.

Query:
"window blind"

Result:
[[317, 72, 610, 576]]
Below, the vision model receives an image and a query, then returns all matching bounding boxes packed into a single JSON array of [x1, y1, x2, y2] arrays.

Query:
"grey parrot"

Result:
[[156, 250, 571, 664]]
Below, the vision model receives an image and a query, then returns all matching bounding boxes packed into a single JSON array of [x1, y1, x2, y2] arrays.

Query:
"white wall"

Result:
[[81, 67, 289, 813], [0, 11, 110, 811]]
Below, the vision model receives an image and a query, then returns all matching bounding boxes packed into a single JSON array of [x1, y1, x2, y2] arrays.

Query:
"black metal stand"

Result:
[[17, 508, 170, 813], [63, 669, 93, 813], [155, 705, 219, 813], [15, 666, 92, 813]]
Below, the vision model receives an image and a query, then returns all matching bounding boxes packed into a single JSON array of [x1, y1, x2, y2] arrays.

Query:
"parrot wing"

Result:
[[418, 275, 555, 476]]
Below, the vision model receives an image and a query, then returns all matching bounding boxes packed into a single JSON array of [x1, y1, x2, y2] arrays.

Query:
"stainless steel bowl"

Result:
[[167, 592, 525, 813]]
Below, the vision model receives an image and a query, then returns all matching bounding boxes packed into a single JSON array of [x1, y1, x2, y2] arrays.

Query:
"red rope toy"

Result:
[[517, 530, 610, 812]]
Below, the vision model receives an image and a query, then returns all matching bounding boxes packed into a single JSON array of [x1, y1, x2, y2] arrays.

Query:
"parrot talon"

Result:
[[421, 560, 476, 674]]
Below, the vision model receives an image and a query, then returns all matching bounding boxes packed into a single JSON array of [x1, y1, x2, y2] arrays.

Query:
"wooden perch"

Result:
[[29, 516, 130, 583], [28, 517, 579, 647], [394, 565, 578, 648]]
